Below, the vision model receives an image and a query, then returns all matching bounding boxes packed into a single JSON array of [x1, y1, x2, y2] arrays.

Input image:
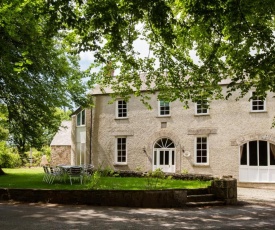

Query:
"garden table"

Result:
[[57, 165, 84, 184]]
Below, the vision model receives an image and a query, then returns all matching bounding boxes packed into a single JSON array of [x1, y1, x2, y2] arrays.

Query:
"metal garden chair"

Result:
[[67, 166, 83, 185]]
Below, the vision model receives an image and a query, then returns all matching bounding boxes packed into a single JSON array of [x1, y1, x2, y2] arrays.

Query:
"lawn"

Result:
[[0, 168, 211, 190]]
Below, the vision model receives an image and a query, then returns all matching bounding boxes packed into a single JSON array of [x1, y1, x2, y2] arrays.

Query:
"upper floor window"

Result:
[[77, 110, 85, 126], [195, 137, 208, 165], [158, 101, 170, 116], [116, 137, 127, 164], [251, 92, 266, 112], [116, 100, 127, 118], [195, 99, 209, 115]]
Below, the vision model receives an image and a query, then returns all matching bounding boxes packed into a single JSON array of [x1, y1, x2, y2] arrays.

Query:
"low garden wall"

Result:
[[210, 176, 238, 205], [0, 188, 188, 208], [0, 176, 237, 207]]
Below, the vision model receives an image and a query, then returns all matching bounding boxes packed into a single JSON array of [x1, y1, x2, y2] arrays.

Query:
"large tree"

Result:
[[48, 0, 274, 106], [0, 0, 90, 159], [1, 0, 274, 160]]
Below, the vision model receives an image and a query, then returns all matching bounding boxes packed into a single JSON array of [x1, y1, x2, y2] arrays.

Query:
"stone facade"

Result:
[[50, 121, 72, 166], [50, 145, 71, 166], [84, 86, 275, 183]]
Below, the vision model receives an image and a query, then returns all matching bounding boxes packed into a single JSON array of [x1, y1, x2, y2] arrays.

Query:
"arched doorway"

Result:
[[239, 140, 275, 182], [153, 138, 175, 173]]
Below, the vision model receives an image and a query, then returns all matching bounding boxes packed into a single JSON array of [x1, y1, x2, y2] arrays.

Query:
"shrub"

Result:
[[0, 142, 21, 168], [145, 168, 167, 189], [88, 171, 102, 189], [24, 146, 51, 167]]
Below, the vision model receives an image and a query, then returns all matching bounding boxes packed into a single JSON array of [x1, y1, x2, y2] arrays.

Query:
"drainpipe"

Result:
[[89, 107, 93, 164]]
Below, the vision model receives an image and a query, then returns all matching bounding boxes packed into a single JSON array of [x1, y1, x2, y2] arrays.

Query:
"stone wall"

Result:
[[0, 177, 237, 207], [50, 145, 71, 166], [0, 188, 187, 208], [210, 177, 238, 205]]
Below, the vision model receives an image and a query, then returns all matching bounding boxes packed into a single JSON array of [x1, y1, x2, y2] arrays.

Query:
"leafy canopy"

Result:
[[48, 0, 275, 106], [0, 0, 90, 154], [1, 0, 274, 154]]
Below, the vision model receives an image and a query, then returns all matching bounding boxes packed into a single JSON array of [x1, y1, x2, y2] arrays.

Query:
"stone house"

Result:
[[71, 80, 275, 183], [50, 120, 72, 166]]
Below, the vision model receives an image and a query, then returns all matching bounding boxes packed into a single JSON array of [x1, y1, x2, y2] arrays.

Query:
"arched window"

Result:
[[154, 138, 175, 149], [240, 140, 275, 166]]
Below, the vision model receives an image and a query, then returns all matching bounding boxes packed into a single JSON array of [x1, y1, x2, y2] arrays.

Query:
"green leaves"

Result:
[[55, 0, 274, 105], [0, 0, 89, 153], [1, 0, 274, 151]]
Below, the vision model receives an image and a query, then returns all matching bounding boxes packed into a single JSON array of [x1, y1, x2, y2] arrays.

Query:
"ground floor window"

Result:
[[239, 140, 275, 182], [240, 141, 275, 166], [195, 137, 208, 165], [116, 137, 127, 164]]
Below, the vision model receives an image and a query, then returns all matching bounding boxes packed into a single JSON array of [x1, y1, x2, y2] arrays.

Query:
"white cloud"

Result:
[[133, 39, 150, 58], [79, 51, 95, 71]]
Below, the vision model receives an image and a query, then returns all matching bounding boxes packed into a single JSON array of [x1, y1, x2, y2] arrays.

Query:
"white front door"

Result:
[[153, 149, 175, 173], [153, 138, 176, 173]]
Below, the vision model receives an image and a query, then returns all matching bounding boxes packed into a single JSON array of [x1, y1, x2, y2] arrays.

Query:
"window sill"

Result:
[[250, 111, 267, 113], [193, 164, 210, 167], [113, 163, 128, 166], [156, 116, 171, 118], [115, 117, 129, 120], [194, 114, 210, 117]]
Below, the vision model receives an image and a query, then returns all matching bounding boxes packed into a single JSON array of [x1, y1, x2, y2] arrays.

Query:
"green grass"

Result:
[[0, 168, 211, 190], [94, 176, 211, 190]]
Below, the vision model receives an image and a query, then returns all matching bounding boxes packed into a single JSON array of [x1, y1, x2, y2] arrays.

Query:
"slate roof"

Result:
[[50, 121, 71, 146], [89, 73, 232, 95]]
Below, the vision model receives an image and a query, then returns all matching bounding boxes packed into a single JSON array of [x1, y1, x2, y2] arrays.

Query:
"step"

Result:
[[187, 194, 216, 203], [187, 188, 209, 196], [186, 200, 225, 207]]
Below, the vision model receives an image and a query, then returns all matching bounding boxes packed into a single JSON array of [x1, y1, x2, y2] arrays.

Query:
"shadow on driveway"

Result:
[[1, 199, 275, 229]]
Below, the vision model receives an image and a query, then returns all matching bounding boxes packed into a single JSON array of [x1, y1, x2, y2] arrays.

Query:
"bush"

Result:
[[0, 142, 21, 168], [24, 146, 51, 167], [0, 142, 51, 168]]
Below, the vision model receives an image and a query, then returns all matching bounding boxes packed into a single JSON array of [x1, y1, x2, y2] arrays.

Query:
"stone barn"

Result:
[[50, 120, 72, 166]]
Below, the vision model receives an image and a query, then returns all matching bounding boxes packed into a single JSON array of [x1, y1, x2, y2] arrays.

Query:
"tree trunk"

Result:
[[0, 166, 5, 175]]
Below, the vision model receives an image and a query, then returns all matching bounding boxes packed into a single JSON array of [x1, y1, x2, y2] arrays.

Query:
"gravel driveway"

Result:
[[238, 187, 275, 205], [1, 187, 275, 229]]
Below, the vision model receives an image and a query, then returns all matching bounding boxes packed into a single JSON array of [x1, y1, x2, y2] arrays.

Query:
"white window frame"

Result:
[[250, 92, 266, 112], [115, 137, 127, 164], [76, 110, 85, 126], [194, 136, 209, 165], [116, 100, 128, 118], [158, 100, 170, 116], [195, 99, 209, 115]]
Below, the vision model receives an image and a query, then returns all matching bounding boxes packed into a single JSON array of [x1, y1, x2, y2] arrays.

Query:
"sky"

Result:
[[79, 38, 150, 71], [79, 39, 200, 71]]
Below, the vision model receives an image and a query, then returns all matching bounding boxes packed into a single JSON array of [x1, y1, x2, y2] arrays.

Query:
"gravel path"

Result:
[[0, 187, 275, 229], [238, 187, 275, 205]]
